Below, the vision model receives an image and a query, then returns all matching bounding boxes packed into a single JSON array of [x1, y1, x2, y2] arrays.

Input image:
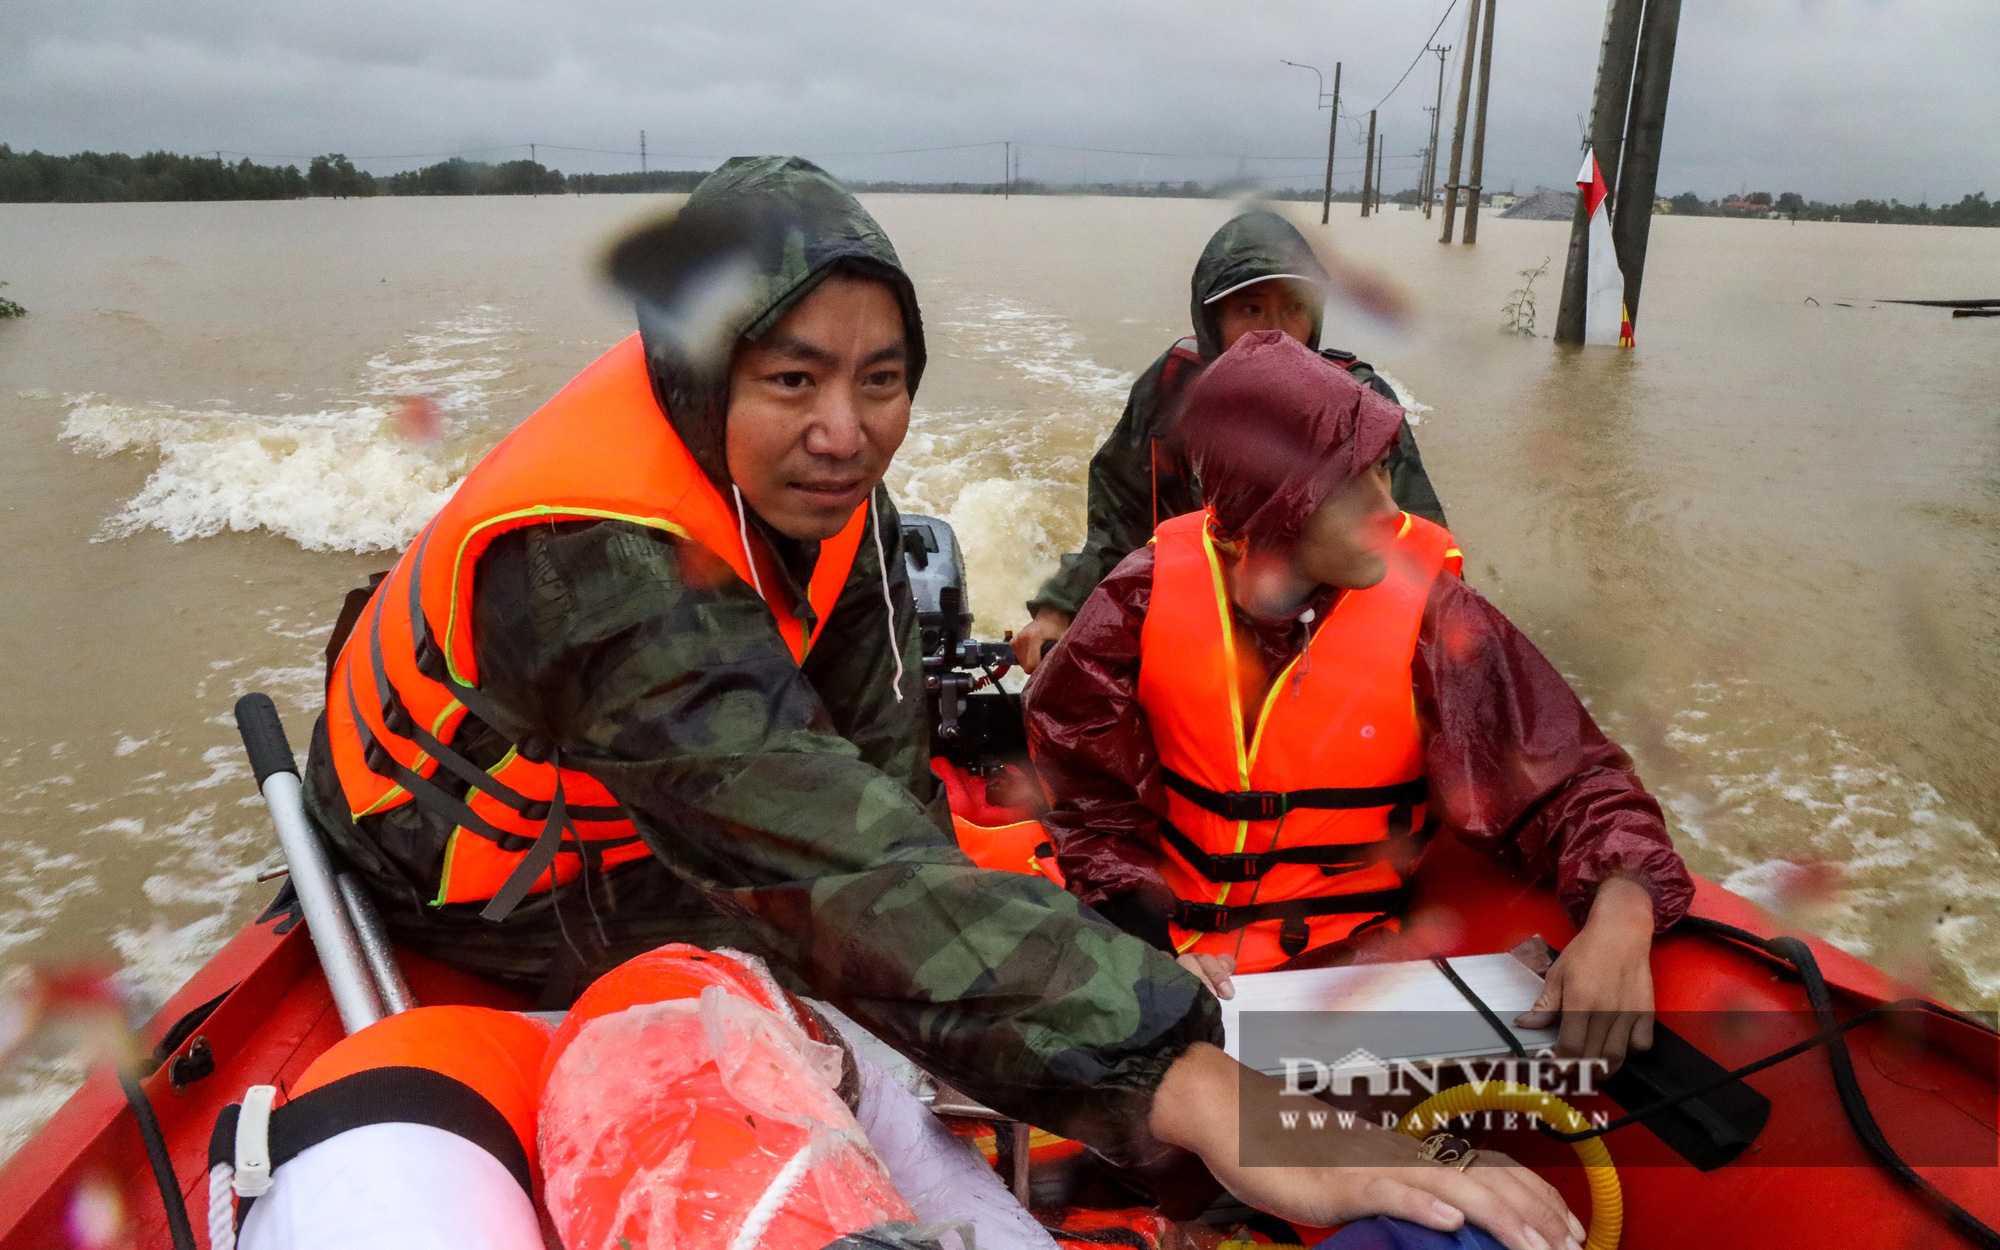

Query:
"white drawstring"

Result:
[[727, 1138, 819, 1250], [731, 483, 766, 600], [208, 1163, 237, 1250], [868, 490, 906, 702]]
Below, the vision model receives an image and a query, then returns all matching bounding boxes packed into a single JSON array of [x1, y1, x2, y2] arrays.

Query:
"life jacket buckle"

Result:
[[1208, 852, 1266, 882], [1221, 790, 1285, 822], [1174, 901, 1233, 932], [232, 1084, 278, 1198]]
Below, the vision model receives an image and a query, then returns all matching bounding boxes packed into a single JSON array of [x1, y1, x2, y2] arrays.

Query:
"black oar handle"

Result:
[[235, 693, 299, 785]]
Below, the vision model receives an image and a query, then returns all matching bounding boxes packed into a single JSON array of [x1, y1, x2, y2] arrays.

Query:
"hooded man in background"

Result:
[[1012, 209, 1447, 670], [301, 159, 1582, 1250]]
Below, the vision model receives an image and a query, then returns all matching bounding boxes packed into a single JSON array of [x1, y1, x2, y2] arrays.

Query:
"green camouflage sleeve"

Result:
[[1028, 351, 1184, 619], [470, 501, 1222, 1165], [1386, 414, 1447, 528], [796, 491, 947, 829]]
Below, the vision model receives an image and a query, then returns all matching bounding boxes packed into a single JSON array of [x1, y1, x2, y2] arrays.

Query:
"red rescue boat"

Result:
[[2, 513, 1993, 1248], [1, 774, 1991, 1249]]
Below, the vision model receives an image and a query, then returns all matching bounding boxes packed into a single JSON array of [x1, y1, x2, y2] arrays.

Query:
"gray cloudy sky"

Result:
[[6, 0, 1996, 202]]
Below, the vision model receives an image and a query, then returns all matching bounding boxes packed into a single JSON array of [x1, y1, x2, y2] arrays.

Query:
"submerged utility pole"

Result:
[[1439, 0, 1482, 241], [1004, 141, 1012, 198], [1424, 45, 1450, 218], [1611, 0, 1682, 324], [1323, 63, 1343, 224], [1282, 59, 1343, 225], [1555, 0, 1648, 343], [1462, 0, 1498, 243], [1375, 131, 1387, 212], [1360, 111, 1377, 217]]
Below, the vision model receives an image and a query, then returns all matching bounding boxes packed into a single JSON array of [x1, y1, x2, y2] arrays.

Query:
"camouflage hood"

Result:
[[607, 155, 927, 488], [1189, 208, 1330, 361]]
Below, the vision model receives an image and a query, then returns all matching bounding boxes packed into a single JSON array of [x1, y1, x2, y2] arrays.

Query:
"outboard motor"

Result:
[[900, 515, 1025, 769]]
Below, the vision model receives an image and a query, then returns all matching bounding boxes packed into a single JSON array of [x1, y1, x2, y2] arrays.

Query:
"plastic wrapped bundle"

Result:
[[539, 948, 916, 1250]]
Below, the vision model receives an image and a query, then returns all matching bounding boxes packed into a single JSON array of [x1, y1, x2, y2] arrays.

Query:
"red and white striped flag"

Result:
[[1577, 151, 1634, 347]]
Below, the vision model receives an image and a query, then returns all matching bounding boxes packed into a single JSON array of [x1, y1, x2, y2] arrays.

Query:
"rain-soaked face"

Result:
[[725, 275, 911, 541], [1215, 277, 1319, 352], [1296, 448, 1400, 590]]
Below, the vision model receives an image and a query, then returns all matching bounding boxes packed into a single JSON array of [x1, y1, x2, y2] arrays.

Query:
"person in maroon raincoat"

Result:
[[1026, 330, 1693, 1068]]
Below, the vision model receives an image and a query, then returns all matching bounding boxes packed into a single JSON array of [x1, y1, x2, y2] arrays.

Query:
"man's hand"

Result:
[[1150, 1044, 1584, 1250], [1516, 874, 1657, 1073], [1011, 608, 1073, 673], [1177, 952, 1236, 1000]]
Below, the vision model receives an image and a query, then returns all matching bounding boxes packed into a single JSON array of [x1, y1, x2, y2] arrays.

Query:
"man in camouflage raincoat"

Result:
[[1014, 209, 1447, 669], [302, 154, 1221, 1164], [298, 160, 1579, 1246]]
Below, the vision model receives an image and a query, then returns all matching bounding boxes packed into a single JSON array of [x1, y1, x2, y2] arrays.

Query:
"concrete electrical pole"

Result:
[[1424, 47, 1456, 219], [1555, 0, 1645, 343], [640, 131, 647, 174], [1462, 0, 1498, 244], [1611, 0, 1682, 324], [1439, 0, 1482, 242], [1323, 63, 1343, 224], [1375, 131, 1387, 212], [1424, 46, 1450, 218], [1360, 110, 1377, 217], [1282, 59, 1343, 225], [1004, 141, 1012, 199]]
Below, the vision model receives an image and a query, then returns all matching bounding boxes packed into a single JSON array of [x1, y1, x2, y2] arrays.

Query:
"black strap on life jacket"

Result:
[[1156, 814, 1419, 884], [324, 571, 388, 695], [339, 532, 640, 920], [1172, 886, 1411, 945], [209, 1066, 533, 1229], [1162, 766, 1427, 823]]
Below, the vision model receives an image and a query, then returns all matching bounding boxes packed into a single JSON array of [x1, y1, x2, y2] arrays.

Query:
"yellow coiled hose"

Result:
[[1394, 1081, 1622, 1250]]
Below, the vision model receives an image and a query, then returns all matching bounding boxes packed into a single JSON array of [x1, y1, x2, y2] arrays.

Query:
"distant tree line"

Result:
[[5, 145, 1992, 226], [0, 145, 309, 201], [0, 146, 707, 202], [1665, 188, 1997, 227]]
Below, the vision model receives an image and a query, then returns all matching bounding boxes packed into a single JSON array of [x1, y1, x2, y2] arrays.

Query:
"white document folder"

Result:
[[1220, 954, 1560, 1077]]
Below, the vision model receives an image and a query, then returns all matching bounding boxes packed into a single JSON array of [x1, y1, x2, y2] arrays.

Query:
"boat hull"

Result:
[[0, 789, 1992, 1248]]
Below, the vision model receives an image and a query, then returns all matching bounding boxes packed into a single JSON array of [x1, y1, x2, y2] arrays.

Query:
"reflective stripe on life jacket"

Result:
[[323, 335, 870, 917], [1134, 509, 1457, 971]]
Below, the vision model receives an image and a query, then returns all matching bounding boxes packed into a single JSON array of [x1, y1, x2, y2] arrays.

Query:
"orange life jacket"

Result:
[[323, 335, 869, 919], [1135, 508, 1460, 971]]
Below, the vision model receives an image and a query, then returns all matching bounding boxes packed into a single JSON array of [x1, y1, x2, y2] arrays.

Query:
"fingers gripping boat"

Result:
[[0, 516, 1994, 1250]]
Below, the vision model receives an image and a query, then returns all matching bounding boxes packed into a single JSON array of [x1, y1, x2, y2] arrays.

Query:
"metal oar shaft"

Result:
[[338, 872, 416, 1014], [235, 694, 387, 1034]]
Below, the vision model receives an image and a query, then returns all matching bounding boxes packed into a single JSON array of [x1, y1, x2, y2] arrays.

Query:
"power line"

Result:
[[1370, 0, 1463, 112]]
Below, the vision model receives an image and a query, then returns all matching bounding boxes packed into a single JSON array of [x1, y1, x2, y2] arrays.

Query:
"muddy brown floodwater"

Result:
[[0, 193, 1995, 1155]]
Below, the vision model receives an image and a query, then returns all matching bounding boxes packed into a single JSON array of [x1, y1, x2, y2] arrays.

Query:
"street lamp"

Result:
[[1281, 59, 1343, 224]]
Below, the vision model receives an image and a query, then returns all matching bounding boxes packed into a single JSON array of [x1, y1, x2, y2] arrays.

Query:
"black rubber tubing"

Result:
[[233, 692, 298, 786], [117, 1069, 199, 1250]]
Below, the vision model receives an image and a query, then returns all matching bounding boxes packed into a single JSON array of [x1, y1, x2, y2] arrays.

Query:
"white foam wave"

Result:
[[1640, 679, 2000, 1007], [892, 298, 1136, 633], [939, 300, 1136, 403], [1371, 368, 1429, 425], [60, 309, 524, 553]]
